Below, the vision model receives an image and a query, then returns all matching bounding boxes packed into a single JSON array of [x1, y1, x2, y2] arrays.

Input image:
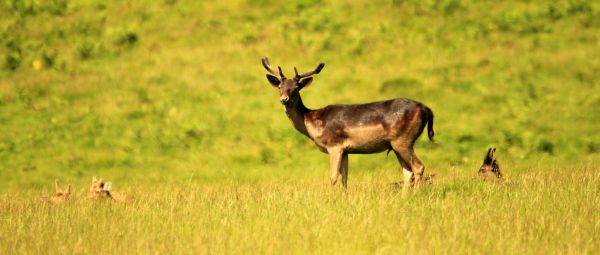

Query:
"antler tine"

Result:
[[261, 57, 278, 76], [262, 57, 282, 78], [296, 62, 325, 79], [277, 66, 286, 79]]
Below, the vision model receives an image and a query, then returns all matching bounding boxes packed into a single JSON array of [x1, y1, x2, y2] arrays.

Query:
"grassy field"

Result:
[[1, 0, 599, 253]]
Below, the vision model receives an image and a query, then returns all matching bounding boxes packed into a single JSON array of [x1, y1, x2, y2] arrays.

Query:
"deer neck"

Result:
[[284, 94, 311, 138]]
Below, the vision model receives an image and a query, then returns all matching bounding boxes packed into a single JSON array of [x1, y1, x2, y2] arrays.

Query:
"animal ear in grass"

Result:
[[65, 184, 72, 195], [103, 182, 112, 191], [478, 147, 503, 181], [54, 179, 62, 196], [42, 179, 72, 205]]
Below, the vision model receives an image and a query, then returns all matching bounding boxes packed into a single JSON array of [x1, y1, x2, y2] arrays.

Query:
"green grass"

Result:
[[1, 0, 599, 253]]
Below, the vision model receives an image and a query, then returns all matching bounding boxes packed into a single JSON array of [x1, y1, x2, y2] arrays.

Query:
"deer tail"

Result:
[[424, 106, 435, 142]]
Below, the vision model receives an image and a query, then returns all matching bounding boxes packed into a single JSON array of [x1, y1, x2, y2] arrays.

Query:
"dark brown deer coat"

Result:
[[262, 57, 435, 193]]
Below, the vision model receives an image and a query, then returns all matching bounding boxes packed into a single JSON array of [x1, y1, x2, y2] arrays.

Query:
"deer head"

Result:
[[40, 179, 72, 204], [89, 177, 113, 199], [54, 179, 72, 198], [262, 57, 324, 106], [478, 147, 503, 180]]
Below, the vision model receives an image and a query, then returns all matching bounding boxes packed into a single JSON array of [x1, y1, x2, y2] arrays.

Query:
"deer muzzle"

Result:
[[280, 96, 289, 104]]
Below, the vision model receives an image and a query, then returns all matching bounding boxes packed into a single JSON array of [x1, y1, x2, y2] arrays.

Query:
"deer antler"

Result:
[[294, 62, 325, 79], [262, 57, 286, 79]]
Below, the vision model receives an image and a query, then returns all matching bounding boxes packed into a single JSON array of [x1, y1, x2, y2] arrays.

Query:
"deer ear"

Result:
[[298, 77, 313, 89], [266, 74, 280, 87]]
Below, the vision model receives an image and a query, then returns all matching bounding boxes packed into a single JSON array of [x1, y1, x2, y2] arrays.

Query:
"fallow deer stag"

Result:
[[261, 57, 435, 194]]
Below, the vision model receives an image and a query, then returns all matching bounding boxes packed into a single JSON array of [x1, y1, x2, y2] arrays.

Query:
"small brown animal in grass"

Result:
[[478, 147, 503, 180], [89, 177, 125, 201], [40, 179, 72, 205]]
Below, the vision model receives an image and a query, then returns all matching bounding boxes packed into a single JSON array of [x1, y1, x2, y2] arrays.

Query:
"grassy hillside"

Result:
[[0, 0, 599, 253], [1, 0, 598, 189]]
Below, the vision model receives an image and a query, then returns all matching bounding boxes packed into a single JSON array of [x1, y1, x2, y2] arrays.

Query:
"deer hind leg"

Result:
[[328, 149, 343, 187], [407, 148, 425, 188], [392, 140, 427, 192], [340, 153, 349, 189], [392, 149, 413, 196], [394, 142, 425, 188]]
